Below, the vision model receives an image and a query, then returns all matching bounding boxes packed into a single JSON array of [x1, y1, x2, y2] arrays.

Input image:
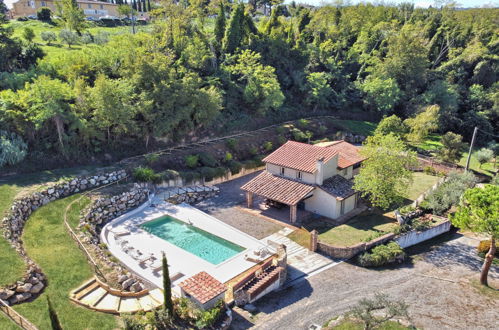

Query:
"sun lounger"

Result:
[[113, 230, 131, 239], [170, 272, 184, 282], [138, 254, 154, 264]]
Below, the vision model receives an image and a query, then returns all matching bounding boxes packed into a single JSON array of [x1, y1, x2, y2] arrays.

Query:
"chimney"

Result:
[[315, 157, 324, 185]]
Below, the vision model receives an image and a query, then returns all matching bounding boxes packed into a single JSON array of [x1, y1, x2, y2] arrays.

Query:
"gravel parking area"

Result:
[[231, 232, 499, 330], [194, 172, 283, 239]]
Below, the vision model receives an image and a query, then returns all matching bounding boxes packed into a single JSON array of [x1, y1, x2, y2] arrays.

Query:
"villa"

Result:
[[241, 140, 366, 223]]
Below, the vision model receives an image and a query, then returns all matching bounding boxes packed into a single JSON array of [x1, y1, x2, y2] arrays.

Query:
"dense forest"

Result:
[[0, 0, 497, 170]]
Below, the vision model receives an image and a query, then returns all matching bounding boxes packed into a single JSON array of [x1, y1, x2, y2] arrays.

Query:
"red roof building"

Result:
[[179, 272, 227, 310]]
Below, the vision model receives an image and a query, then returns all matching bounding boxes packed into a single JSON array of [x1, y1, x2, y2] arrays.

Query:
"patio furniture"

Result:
[[138, 254, 154, 265], [113, 230, 131, 239]]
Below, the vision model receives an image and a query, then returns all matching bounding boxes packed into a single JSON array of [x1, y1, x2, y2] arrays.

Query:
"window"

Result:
[[100, 4, 103, 9], [41, 1, 46, 6], [88, 4, 92, 8], [296, 171, 302, 180], [280, 167, 285, 175]]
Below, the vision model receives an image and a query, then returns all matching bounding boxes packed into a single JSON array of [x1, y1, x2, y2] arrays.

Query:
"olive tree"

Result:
[[451, 185, 498, 286]]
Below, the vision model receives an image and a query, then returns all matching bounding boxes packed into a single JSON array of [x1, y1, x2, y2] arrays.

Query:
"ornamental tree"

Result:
[[354, 133, 418, 209], [451, 185, 498, 286], [438, 132, 464, 163], [162, 252, 174, 317]]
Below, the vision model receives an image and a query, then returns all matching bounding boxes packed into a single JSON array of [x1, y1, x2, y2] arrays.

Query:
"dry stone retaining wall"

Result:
[[0, 169, 127, 306], [317, 233, 395, 259]]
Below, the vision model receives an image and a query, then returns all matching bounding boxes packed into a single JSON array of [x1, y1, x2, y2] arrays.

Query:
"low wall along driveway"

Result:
[[395, 219, 451, 248]]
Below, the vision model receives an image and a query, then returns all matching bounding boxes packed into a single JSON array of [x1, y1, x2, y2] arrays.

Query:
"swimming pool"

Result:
[[141, 215, 245, 265]]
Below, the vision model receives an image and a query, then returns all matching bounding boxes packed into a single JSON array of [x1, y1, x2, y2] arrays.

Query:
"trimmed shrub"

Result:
[[228, 161, 242, 174], [224, 152, 233, 163], [185, 154, 199, 169], [37, 7, 52, 21], [226, 138, 238, 151], [263, 141, 273, 152], [0, 131, 28, 167], [133, 166, 161, 183], [198, 152, 218, 167], [358, 242, 405, 267]]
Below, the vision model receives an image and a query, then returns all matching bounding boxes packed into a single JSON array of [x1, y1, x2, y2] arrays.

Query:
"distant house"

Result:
[[241, 140, 366, 223]]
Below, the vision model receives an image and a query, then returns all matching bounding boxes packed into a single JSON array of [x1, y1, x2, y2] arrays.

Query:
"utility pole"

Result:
[[465, 126, 478, 172]]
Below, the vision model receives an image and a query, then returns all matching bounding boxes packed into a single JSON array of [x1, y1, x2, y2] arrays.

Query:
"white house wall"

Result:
[[266, 163, 316, 184], [304, 189, 338, 219], [344, 194, 356, 214], [322, 155, 338, 180], [338, 166, 353, 179]]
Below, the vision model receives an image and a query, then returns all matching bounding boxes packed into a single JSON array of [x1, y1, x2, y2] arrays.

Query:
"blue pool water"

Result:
[[141, 215, 245, 265]]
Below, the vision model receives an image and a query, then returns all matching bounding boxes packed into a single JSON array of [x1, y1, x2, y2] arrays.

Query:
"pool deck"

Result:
[[100, 195, 274, 294]]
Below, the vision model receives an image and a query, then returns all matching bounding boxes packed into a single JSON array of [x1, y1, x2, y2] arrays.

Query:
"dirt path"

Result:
[[231, 233, 499, 330]]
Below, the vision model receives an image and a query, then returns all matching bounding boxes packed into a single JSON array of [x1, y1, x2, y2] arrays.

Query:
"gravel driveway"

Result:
[[231, 232, 499, 330], [194, 172, 283, 239]]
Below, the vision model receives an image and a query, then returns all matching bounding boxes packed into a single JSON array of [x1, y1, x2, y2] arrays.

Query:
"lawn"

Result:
[[404, 172, 441, 201], [336, 120, 377, 136], [0, 165, 100, 287], [329, 319, 410, 330], [2, 195, 118, 330]]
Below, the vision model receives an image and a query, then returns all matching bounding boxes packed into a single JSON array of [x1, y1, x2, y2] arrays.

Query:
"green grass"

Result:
[[331, 319, 410, 330], [0, 165, 100, 287], [287, 229, 310, 249], [336, 120, 377, 136], [458, 152, 496, 177], [405, 172, 441, 201], [410, 134, 443, 151], [8, 195, 118, 329]]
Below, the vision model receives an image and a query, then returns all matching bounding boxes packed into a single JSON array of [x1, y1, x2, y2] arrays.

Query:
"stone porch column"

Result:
[[310, 230, 318, 252], [290, 204, 297, 223], [246, 191, 254, 208]]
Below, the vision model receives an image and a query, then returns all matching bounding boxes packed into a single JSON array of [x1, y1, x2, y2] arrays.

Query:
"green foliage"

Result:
[[0, 130, 27, 167], [358, 242, 406, 267], [162, 253, 174, 317], [475, 148, 494, 168], [222, 3, 245, 54], [359, 76, 401, 114], [374, 115, 407, 140], [348, 293, 409, 330], [291, 128, 311, 142], [58, 28, 78, 47], [58, 0, 85, 33], [198, 152, 218, 167], [195, 301, 223, 329], [214, 2, 226, 45], [228, 160, 242, 174], [37, 7, 52, 21], [263, 141, 273, 152], [144, 153, 159, 165], [22, 27, 35, 42], [133, 166, 161, 183], [423, 171, 476, 215], [224, 151, 233, 163], [305, 72, 333, 111], [226, 138, 238, 151], [185, 154, 199, 169], [40, 31, 57, 44], [477, 240, 498, 256], [354, 133, 418, 209], [404, 105, 440, 142], [437, 132, 464, 163]]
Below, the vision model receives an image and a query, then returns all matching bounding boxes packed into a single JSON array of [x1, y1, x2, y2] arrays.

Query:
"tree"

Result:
[[117, 4, 133, 18], [162, 252, 174, 318], [37, 7, 52, 21], [22, 27, 35, 43], [58, 0, 85, 33], [59, 29, 78, 47], [0, 131, 27, 168], [438, 132, 464, 163], [214, 2, 226, 45], [451, 185, 498, 286], [374, 115, 408, 140], [359, 77, 401, 114], [404, 105, 440, 142], [41, 31, 57, 45], [46, 296, 63, 330], [475, 148, 493, 169], [222, 3, 245, 54], [349, 293, 410, 330], [354, 133, 418, 209], [305, 72, 333, 111]]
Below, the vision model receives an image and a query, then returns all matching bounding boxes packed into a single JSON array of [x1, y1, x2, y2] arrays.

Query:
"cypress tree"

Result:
[[147, 0, 151, 12], [264, 6, 279, 35], [222, 3, 245, 54], [132, 0, 137, 11], [47, 296, 63, 330], [137, 0, 142, 12], [162, 252, 174, 317], [214, 2, 226, 44]]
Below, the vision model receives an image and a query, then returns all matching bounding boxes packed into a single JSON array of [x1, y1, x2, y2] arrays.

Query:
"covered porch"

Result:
[[241, 171, 315, 223]]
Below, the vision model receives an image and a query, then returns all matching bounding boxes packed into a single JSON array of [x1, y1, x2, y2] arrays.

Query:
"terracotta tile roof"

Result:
[[241, 171, 315, 205], [179, 272, 226, 305], [318, 140, 366, 169], [262, 141, 338, 173], [320, 175, 356, 200]]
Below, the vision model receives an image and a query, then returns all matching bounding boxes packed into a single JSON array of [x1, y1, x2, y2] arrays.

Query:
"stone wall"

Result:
[[0, 169, 127, 305], [164, 186, 218, 204], [317, 233, 395, 259], [78, 184, 149, 291], [395, 219, 451, 248]]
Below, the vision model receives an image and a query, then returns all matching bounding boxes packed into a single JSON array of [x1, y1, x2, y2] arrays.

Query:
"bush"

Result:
[[0, 131, 28, 168], [144, 153, 159, 165], [40, 31, 57, 45], [477, 240, 498, 256], [410, 217, 432, 231], [358, 242, 406, 267], [37, 7, 52, 21], [263, 141, 273, 152], [198, 152, 218, 167], [275, 125, 287, 135], [228, 160, 242, 174], [59, 29, 78, 47], [22, 27, 35, 42], [133, 166, 161, 183], [180, 171, 201, 183], [226, 138, 238, 151], [195, 301, 223, 329], [291, 128, 312, 142], [80, 32, 93, 44], [248, 146, 258, 156], [94, 31, 110, 44], [224, 152, 233, 163], [160, 169, 179, 181], [199, 167, 217, 181], [423, 166, 438, 176], [185, 154, 199, 169], [297, 118, 310, 128], [277, 135, 287, 145]]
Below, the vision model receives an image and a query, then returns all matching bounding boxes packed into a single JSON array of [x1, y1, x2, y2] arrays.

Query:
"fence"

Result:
[[0, 299, 38, 330]]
